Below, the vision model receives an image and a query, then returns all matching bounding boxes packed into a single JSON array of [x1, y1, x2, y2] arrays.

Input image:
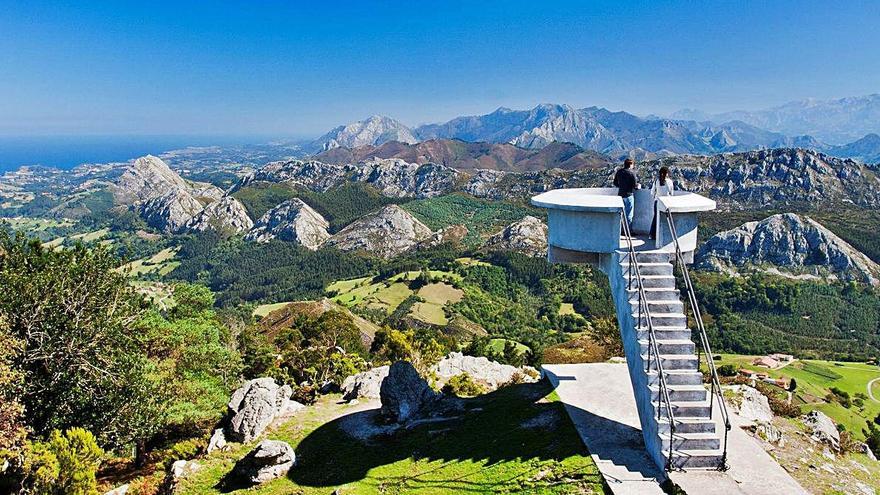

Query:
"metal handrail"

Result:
[[664, 210, 731, 470], [620, 211, 676, 471]]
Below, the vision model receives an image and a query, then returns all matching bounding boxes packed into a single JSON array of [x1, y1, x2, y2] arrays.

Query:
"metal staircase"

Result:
[[616, 211, 730, 471]]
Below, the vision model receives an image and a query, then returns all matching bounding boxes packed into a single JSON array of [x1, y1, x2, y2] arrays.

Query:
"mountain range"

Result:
[[671, 94, 880, 145], [305, 98, 880, 164]]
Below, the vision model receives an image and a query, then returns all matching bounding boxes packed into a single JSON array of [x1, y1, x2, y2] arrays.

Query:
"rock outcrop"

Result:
[[379, 361, 439, 423], [484, 216, 548, 257], [110, 155, 190, 204], [421, 224, 469, 248], [341, 365, 389, 400], [350, 159, 460, 199], [163, 460, 200, 494], [696, 213, 880, 285], [327, 205, 433, 258], [227, 378, 300, 443], [434, 352, 538, 390], [802, 410, 840, 451], [732, 385, 773, 424], [137, 188, 206, 234], [230, 440, 295, 485], [184, 196, 253, 234], [244, 198, 330, 249]]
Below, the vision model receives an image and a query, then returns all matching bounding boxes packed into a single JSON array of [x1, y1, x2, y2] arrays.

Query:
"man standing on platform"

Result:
[[613, 158, 639, 234]]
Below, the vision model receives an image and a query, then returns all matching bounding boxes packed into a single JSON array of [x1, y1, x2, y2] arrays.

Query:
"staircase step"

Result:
[[619, 251, 672, 263], [642, 353, 699, 371], [659, 432, 721, 451], [639, 338, 695, 355], [637, 326, 692, 341], [635, 275, 676, 289], [628, 287, 681, 301], [650, 384, 708, 402], [654, 400, 712, 419], [669, 449, 726, 469], [620, 261, 674, 276], [635, 300, 684, 314], [658, 417, 717, 435], [648, 370, 704, 386], [632, 311, 687, 327]]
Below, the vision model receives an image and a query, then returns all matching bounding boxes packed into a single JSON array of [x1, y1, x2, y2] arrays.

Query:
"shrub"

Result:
[[442, 373, 485, 397], [23, 428, 104, 495], [717, 364, 738, 377], [753, 382, 800, 418], [292, 384, 318, 405]]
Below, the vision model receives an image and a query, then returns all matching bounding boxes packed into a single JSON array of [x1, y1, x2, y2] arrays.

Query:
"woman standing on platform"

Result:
[[649, 166, 674, 239]]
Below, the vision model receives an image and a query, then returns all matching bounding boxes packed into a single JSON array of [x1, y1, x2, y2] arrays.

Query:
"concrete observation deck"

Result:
[[531, 187, 716, 263]]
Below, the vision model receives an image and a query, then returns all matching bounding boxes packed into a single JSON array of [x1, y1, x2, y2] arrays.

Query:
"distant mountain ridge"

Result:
[[672, 94, 880, 144]]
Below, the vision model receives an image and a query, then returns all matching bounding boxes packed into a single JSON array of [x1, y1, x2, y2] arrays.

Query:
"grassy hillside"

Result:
[[714, 354, 880, 439], [175, 381, 606, 495], [402, 194, 539, 245]]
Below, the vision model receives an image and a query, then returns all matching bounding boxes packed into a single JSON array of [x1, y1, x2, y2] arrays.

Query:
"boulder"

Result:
[[380, 361, 438, 423], [341, 365, 390, 400], [434, 353, 538, 390], [755, 423, 784, 446], [484, 216, 548, 257], [227, 378, 293, 443], [104, 484, 129, 495], [163, 460, 200, 494], [802, 410, 840, 451], [735, 386, 773, 424], [231, 440, 295, 485], [858, 442, 877, 462], [206, 428, 227, 453]]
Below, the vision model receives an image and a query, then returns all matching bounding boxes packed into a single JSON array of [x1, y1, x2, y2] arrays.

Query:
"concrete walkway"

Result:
[[543, 363, 808, 495]]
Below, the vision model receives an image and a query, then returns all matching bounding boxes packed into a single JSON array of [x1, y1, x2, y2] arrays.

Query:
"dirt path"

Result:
[[868, 376, 880, 403]]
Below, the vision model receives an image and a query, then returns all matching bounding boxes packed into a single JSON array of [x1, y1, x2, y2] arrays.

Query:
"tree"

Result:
[[22, 428, 104, 495], [0, 233, 162, 453]]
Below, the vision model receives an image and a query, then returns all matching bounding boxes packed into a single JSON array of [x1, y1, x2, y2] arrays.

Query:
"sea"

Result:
[[0, 134, 281, 172]]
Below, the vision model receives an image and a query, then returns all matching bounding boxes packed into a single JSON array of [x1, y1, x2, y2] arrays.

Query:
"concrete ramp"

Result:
[[543, 363, 808, 495]]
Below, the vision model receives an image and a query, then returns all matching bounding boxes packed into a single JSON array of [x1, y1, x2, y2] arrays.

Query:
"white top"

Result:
[[530, 187, 623, 212], [651, 178, 674, 199]]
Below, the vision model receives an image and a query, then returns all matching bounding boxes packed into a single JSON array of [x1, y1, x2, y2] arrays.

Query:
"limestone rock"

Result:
[[341, 365, 390, 400], [422, 224, 469, 248], [350, 159, 459, 198], [380, 361, 438, 423], [184, 196, 254, 234], [235, 160, 349, 193], [104, 484, 129, 495], [735, 386, 773, 424], [231, 440, 295, 485], [227, 378, 293, 443], [245, 198, 330, 249], [327, 205, 433, 259], [207, 428, 227, 453], [484, 216, 548, 257], [697, 213, 880, 285], [137, 188, 205, 233], [802, 410, 840, 450], [163, 460, 200, 493], [434, 352, 538, 390], [111, 155, 190, 204], [755, 423, 784, 446]]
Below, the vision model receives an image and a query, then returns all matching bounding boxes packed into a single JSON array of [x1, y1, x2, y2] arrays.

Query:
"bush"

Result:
[[22, 428, 104, 495], [292, 384, 318, 405], [442, 373, 485, 397], [753, 382, 800, 418], [717, 364, 738, 377]]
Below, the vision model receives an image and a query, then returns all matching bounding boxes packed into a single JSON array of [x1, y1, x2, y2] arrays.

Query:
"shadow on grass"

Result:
[[278, 379, 609, 493]]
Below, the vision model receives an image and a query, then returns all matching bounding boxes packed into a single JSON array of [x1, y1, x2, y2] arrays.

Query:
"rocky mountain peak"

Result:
[[111, 154, 190, 203], [326, 205, 432, 259], [696, 213, 880, 285], [484, 216, 548, 257], [185, 196, 253, 235], [244, 198, 330, 250], [309, 115, 418, 153]]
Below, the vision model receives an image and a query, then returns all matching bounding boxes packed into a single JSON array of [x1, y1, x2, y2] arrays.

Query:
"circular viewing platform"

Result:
[[531, 187, 716, 256]]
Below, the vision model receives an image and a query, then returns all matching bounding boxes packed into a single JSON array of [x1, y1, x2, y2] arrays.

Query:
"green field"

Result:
[[70, 228, 110, 243], [402, 194, 539, 245], [119, 247, 180, 277], [328, 272, 462, 319], [715, 354, 880, 438], [488, 338, 531, 355], [176, 382, 605, 495], [253, 301, 295, 318]]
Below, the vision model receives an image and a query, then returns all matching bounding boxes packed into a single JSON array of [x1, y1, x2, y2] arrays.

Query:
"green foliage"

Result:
[[23, 428, 104, 495], [0, 315, 25, 459], [231, 182, 301, 219], [442, 373, 485, 397], [828, 387, 853, 408], [695, 272, 880, 360], [294, 183, 405, 232], [402, 193, 538, 245], [370, 327, 451, 373], [0, 232, 162, 451], [171, 234, 377, 307], [717, 364, 738, 377]]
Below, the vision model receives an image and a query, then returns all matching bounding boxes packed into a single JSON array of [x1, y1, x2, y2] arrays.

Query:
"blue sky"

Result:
[[1, 0, 878, 137]]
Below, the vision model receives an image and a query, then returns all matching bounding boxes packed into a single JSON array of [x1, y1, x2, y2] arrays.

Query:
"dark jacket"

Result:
[[613, 168, 639, 197]]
